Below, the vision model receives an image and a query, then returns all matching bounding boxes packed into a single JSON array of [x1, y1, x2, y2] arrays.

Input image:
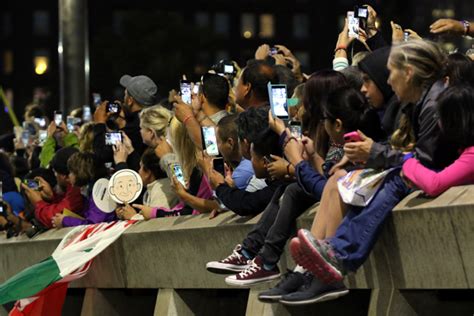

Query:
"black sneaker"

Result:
[[258, 270, 308, 303], [279, 274, 349, 306]]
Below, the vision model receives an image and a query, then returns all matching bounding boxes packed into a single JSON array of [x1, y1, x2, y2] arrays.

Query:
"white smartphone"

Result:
[[173, 164, 186, 187], [201, 126, 220, 157], [347, 11, 359, 39], [180, 80, 192, 105], [268, 83, 289, 120], [54, 111, 63, 126]]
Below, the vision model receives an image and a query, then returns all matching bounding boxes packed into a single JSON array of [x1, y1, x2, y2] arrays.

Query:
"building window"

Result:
[[1, 12, 12, 38], [293, 14, 309, 39], [241, 13, 255, 39], [195, 12, 210, 28], [33, 11, 50, 36], [259, 14, 274, 38], [3, 51, 13, 75], [214, 12, 230, 36]]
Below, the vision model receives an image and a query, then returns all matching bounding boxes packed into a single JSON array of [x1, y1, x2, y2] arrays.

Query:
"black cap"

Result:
[[50, 147, 79, 175]]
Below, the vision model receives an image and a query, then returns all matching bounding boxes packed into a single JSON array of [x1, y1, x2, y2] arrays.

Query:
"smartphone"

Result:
[[92, 93, 102, 107], [106, 102, 121, 114], [24, 179, 40, 190], [404, 31, 410, 42], [173, 164, 186, 187], [34, 117, 46, 128], [355, 6, 368, 19], [213, 158, 225, 175], [192, 83, 200, 95], [105, 132, 123, 146], [21, 130, 30, 147], [54, 111, 62, 126], [224, 64, 234, 74], [201, 126, 220, 157], [289, 121, 302, 139], [268, 83, 289, 120], [38, 130, 47, 146], [269, 47, 278, 55], [83, 105, 92, 122], [180, 80, 192, 105], [343, 131, 362, 143], [347, 11, 359, 39], [66, 116, 75, 133]]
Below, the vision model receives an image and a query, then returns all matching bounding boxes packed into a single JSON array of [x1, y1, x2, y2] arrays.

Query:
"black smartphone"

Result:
[[105, 132, 123, 146], [180, 80, 192, 105], [213, 158, 225, 175], [106, 102, 121, 113], [355, 6, 368, 31], [201, 126, 220, 157], [268, 83, 289, 120], [24, 179, 40, 190], [269, 47, 279, 55]]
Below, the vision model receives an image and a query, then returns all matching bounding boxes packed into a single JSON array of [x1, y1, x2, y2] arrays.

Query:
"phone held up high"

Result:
[[343, 131, 362, 143], [268, 82, 289, 121], [201, 126, 220, 157], [180, 80, 192, 105]]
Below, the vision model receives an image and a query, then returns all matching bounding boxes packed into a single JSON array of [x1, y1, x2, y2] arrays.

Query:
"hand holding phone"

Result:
[[23, 179, 40, 190], [106, 102, 121, 114], [343, 131, 362, 143], [268, 83, 289, 120], [347, 11, 359, 39], [54, 111, 63, 126], [105, 132, 123, 146], [180, 80, 192, 105], [201, 126, 220, 157], [173, 164, 187, 187]]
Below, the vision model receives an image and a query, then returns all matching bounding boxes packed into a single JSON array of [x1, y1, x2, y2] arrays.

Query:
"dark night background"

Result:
[[0, 0, 472, 134]]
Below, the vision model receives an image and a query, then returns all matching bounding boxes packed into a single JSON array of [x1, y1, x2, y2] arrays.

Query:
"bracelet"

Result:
[[183, 115, 193, 125], [286, 163, 292, 176], [283, 136, 297, 149], [461, 20, 470, 36], [334, 46, 347, 53]]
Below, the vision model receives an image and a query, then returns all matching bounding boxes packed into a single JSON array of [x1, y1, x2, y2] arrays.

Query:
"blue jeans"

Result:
[[329, 167, 411, 272]]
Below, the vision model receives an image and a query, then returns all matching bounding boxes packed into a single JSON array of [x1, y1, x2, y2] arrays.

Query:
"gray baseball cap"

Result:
[[119, 74, 158, 106]]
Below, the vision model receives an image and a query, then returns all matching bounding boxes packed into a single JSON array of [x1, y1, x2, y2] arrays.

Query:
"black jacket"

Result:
[[216, 179, 289, 217]]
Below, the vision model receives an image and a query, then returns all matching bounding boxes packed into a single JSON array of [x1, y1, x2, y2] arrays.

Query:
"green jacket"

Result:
[[39, 133, 79, 168]]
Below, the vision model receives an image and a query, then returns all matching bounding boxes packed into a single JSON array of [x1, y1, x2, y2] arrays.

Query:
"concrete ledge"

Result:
[[2, 185, 474, 315]]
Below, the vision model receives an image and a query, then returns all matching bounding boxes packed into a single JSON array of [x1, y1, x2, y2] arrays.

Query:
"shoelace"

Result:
[[223, 249, 243, 263], [239, 262, 260, 278]]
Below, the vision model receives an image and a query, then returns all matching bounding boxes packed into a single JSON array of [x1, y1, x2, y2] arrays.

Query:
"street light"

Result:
[[34, 56, 48, 75]]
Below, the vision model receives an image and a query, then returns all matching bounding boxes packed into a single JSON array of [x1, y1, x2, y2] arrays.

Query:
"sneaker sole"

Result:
[[290, 235, 343, 284], [224, 273, 281, 287], [206, 262, 251, 274], [258, 294, 283, 303], [279, 288, 349, 306]]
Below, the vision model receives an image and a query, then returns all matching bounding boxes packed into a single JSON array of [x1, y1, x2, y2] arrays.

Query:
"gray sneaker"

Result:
[[258, 270, 307, 302], [279, 274, 349, 306]]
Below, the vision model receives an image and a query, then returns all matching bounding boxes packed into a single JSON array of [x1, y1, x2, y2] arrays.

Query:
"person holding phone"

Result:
[[38, 120, 79, 169]]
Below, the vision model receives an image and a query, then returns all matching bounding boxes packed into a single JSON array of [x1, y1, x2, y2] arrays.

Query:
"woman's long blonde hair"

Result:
[[79, 122, 95, 153], [139, 105, 173, 138], [169, 117, 199, 180]]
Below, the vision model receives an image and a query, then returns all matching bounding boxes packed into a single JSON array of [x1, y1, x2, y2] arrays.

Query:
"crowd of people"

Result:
[[0, 6, 473, 306]]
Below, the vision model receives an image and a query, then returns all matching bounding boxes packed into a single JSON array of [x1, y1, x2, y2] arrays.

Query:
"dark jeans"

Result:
[[242, 182, 319, 265], [329, 167, 411, 272]]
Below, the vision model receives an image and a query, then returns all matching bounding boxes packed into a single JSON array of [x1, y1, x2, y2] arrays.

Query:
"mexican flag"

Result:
[[0, 220, 135, 316]]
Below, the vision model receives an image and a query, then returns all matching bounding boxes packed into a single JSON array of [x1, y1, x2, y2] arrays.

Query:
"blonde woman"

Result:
[[291, 40, 459, 293]]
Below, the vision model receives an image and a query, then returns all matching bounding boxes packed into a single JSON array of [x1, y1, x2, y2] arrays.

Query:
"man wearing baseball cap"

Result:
[[93, 74, 158, 166]]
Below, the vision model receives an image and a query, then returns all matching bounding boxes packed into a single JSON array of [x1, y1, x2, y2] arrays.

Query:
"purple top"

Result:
[[62, 195, 117, 227]]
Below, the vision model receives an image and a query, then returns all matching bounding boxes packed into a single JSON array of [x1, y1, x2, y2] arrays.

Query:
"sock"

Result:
[[263, 262, 276, 271], [293, 265, 306, 273], [241, 248, 253, 260]]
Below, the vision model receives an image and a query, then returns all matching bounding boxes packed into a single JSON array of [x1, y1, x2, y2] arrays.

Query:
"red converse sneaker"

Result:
[[206, 244, 252, 274], [225, 256, 280, 287]]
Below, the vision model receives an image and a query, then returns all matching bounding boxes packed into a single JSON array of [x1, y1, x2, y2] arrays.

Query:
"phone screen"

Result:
[[107, 102, 120, 113], [270, 47, 278, 55], [357, 7, 368, 19], [202, 126, 220, 156], [21, 130, 30, 147], [54, 112, 62, 126], [92, 93, 102, 107], [180, 81, 192, 104], [24, 179, 40, 190], [289, 122, 302, 139], [173, 164, 186, 187], [38, 130, 47, 146], [224, 65, 234, 74], [34, 117, 46, 128], [347, 11, 359, 38], [105, 132, 122, 146], [66, 116, 75, 133], [192, 83, 200, 94], [270, 85, 289, 119], [83, 106, 92, 122]]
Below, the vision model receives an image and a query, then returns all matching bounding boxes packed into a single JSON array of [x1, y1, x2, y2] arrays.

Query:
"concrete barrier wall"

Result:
[[2, 186, 474, 315]]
